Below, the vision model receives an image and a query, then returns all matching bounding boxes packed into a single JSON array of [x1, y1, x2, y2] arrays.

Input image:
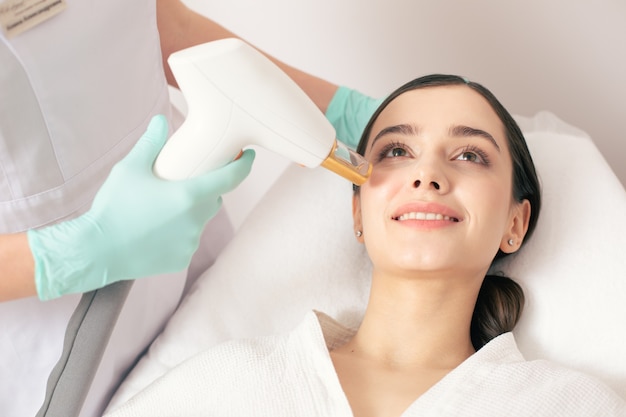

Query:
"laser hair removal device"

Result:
[[153, 38, 371, 184]]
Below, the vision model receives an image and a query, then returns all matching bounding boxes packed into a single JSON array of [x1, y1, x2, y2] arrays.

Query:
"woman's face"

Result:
[[354, 85, 529, 278]]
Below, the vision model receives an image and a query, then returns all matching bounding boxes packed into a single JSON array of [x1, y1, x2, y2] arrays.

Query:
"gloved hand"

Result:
[[325, 86, 383, 149], [28, 115, 255, 300]]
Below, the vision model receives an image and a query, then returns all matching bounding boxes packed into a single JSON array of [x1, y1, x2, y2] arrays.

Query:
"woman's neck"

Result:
[[329, 269, 487, 417], [341, 269, 483, 369]]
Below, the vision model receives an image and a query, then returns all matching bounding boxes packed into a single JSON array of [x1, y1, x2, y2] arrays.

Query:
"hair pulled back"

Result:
[[353, 74, 541, 349]]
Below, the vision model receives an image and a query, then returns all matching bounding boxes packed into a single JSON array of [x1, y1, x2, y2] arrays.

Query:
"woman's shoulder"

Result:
[[105, 312, 336, 416], [477, 333, 626, 414], [184, 311, 336, 373]]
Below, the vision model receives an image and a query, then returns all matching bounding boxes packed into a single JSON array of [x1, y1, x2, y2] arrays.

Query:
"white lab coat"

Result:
[[0, 1, 232, 416]]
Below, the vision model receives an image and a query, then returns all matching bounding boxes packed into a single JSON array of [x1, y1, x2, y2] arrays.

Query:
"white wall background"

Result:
[[180, 0, 626, 224]]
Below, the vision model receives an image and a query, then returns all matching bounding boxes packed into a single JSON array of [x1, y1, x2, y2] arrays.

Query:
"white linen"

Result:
[[105, 311, 625, 417]]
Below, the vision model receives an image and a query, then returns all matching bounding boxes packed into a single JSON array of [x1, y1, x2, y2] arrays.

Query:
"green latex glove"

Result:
[[28, 115, 255, 300], [325, 86, 384, 149]]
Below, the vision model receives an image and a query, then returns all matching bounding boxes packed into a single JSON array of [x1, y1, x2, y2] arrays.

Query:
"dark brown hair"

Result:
[[354, 74, 541, 349]]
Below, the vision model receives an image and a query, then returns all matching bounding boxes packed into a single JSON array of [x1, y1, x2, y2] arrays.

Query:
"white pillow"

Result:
[[108, 114, 626, 408]]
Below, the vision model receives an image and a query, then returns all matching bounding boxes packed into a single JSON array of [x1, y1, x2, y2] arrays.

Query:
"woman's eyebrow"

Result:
[[449, 125, 501, 152], [370, 124, 418, 149], [369, 123, 501, 153]]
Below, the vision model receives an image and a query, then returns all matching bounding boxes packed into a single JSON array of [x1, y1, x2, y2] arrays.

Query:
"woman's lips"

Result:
[[395, 212, 459, 222], [391, 202, 463, 223]]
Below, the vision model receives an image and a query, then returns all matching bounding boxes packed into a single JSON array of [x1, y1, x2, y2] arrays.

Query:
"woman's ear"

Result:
[[500, 199, 531, 253], [352, 193, 364, 242]]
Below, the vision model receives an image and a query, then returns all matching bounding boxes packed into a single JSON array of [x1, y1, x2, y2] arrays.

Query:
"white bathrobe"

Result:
[[105, 311, 626, 417]]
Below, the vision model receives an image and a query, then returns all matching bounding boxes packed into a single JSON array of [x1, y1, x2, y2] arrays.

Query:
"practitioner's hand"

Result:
[[28, 115, 255, 300]]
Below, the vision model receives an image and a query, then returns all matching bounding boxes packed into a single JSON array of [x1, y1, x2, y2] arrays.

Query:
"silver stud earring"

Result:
[[356, 230, 362, 238], [508, 238, 514, 246]]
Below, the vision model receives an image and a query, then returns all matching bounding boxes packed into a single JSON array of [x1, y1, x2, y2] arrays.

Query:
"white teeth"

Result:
[[396, 212, 454, 221]]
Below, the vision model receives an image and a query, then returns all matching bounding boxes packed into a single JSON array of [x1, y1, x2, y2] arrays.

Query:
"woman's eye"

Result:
[[386, 147, 407, 158], [457, 151, 479, 162], [455, 146, 490, 166], [377, 142, 409, 161]]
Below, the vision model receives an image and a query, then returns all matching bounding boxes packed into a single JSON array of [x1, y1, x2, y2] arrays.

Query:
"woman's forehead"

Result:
[[379, 86, 499, 124], [369, 86, 507, 147]]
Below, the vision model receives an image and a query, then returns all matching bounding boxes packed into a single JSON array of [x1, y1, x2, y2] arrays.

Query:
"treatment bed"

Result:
[[35, 109, 626, 416]]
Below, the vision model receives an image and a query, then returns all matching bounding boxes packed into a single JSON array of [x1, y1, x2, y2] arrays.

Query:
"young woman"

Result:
[[105, 75, 625, 417], [332, 74, 538, 416]]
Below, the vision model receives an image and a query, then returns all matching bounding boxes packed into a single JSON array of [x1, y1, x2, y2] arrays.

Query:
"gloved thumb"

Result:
[[193, 148, 256, 196], [123, 115, 170, 167]]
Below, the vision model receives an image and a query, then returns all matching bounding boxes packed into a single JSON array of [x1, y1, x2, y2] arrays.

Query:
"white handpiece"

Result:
[[153, 38, 371, 184]]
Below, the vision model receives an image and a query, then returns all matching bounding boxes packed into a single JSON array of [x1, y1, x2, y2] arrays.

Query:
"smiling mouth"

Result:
[[393, 212, 460, 222]]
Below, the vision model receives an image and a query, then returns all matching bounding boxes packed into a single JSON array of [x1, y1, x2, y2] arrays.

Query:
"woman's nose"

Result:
[[411, 158, 448, 192], [413, 179, 441, 190]]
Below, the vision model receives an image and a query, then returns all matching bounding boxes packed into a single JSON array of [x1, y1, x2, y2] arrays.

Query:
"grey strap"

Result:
[[36, 281, 133, 417]]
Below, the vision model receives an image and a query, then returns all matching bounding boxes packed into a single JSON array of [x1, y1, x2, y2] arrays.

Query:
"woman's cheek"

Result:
[[364, 164, 404, 196], [363, 166, 388, 190], [361, 181, 396, 214]]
